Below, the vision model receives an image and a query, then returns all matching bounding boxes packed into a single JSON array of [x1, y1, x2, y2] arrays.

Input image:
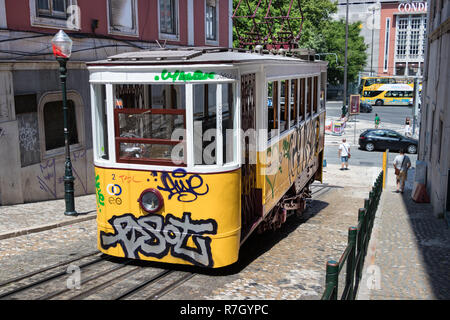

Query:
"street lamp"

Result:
[[51, 30, 77, 216]]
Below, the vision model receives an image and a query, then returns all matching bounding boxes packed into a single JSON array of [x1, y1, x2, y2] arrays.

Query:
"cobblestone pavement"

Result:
[[358, 169, 450, 300], [0, 219, 98, 282], [0, 164, 381, 300], [0, 194, 96, 235]]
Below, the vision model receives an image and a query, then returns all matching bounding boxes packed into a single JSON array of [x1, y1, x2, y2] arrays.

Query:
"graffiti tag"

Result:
[[157, 169, 209, 202], [95, 174, 105, 211], [154, 69, 215, 82], [100, 213, 218, 267]]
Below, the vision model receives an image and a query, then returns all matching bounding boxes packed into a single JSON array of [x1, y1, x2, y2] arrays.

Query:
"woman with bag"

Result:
[[393, 149, 411, 193]]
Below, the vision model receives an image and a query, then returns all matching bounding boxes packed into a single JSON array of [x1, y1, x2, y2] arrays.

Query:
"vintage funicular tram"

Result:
[[87, 47, 327, 268]]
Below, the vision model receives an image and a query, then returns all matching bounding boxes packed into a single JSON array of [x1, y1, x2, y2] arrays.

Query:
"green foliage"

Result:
[[232, 0, 367, 85]]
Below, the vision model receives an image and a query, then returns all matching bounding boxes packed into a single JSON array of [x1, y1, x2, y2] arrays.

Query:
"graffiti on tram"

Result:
[[100, 212, 218, 267]]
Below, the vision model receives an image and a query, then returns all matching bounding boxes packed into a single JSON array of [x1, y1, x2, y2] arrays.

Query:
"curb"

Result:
[[356, 187, 386, 300], [0, 213, 97, 241]]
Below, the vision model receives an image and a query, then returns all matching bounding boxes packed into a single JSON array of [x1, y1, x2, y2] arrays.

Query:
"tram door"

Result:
[[240, 73, 262, 238]]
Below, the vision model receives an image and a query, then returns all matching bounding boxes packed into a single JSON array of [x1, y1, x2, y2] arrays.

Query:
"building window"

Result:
[[31, 0, 79, 29], [37, 0, 67, 19], [409, 30, 420, 58], [396, 30, 407, 59], [411, 16, 421, 30], [205, 0, 218, 42], [159, 0, 178, 38], [108, 0, 138, 36], [43, 100, 79, 151], [384, 18, 390, 71], [395, 62, 406, 76], [398, 17, 408, 30], [38, 91, 84, 157]]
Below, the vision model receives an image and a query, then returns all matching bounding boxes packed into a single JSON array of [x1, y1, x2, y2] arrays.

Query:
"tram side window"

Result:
[[280, 80, 288, 133], [313, 76, 318, 114], [193, 84, 217, 165], [222, 83, 236, 164], [290, 79, 298, 127], [306, 77, 311, 119], [267, 81, 278, 140], [94, 85, 109, 160], [114, 84, 186, 165], [299, 78, 305, 122]]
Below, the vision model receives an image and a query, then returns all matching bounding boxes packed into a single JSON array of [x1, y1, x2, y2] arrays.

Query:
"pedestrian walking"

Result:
[[374, 113, 381, 129], [404, 117, 412, 137], [338, 138, 351, 170], [393, 149, 411, 194]]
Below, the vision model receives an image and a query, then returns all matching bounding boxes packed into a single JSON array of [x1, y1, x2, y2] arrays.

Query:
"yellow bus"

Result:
[[360, 84, 414, 106], [358, 76, 414, 94]]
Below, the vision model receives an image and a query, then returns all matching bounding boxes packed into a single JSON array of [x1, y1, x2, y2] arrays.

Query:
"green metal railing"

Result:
[[321, 171, 384, 300]]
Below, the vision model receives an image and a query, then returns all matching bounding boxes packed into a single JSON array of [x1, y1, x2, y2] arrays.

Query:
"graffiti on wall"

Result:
[[18, 122, 37, 152], [100, 212, 218, 267], [37, 150, 88, 198]]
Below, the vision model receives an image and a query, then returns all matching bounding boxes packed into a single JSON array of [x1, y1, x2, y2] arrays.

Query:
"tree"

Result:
[[232, 0, 367, 85]]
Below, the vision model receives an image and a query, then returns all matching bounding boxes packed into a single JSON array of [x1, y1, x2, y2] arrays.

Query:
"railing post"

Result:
[[357, 208, 367, 280], [325, 260, 339, 300], [345, 227, 358, 300]]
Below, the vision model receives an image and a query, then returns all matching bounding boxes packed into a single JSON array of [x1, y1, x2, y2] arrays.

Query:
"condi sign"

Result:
[[398, 1, 427, 13]]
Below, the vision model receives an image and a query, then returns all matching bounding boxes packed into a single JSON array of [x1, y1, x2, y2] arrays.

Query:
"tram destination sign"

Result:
[[154, 69, 238, 83]]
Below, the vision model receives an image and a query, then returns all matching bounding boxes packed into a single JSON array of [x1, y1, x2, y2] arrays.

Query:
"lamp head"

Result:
[[51, 30, 73, 59]]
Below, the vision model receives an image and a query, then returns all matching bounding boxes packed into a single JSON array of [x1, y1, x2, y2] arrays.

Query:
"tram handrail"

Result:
[[321, 171, 384, 300]]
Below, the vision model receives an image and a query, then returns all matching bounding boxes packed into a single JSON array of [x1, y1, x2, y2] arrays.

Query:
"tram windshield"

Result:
[[114, 84, 186, 166], [92, 82, 237, 168]]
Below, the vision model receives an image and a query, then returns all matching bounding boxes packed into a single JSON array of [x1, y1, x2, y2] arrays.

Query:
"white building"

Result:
[[418, 0, 450, 219]]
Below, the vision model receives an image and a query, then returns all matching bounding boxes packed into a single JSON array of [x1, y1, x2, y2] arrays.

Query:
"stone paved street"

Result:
[[1, 152, 448, 300], [0, 163, 381, 299]]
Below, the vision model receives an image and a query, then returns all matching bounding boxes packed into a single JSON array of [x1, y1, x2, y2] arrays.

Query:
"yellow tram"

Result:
[[87, 48, 327, 268]]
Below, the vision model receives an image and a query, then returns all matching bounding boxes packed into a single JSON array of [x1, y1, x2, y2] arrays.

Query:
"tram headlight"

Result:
[[138, 189, 163, 213]]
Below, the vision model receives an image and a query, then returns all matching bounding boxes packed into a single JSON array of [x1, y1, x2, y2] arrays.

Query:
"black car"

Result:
[[360, 101, 373, 113], [359, 129, 418, 154]]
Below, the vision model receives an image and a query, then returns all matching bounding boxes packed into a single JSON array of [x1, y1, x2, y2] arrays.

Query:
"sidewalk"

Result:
[[358, 168, 450, 299], [0, 194, 97, 240]]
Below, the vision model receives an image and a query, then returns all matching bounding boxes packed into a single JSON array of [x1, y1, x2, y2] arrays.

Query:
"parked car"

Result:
[[358, 129, 418, 154], [360, 101, 373, 113]]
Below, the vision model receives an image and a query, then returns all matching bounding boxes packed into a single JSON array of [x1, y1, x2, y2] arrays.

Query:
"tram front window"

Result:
[[114, 84, 186, 166], [193, 84, 217, 165]]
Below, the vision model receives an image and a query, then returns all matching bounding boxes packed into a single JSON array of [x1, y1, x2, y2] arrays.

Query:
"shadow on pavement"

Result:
[[398, 170, 450, 299]]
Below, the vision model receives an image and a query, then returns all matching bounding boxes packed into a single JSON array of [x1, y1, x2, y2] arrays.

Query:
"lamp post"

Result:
[[51, 30, 77, 216]]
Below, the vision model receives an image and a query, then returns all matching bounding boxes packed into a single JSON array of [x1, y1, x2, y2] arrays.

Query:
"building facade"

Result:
[[377, 0, 428, 77], [418, 0, 450, 218], [0, 0, 233, 205]]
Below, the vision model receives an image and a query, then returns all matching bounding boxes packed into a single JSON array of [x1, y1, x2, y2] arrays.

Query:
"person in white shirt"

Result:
[[393, 149, 411, 193], [338, 138, 351, 170]]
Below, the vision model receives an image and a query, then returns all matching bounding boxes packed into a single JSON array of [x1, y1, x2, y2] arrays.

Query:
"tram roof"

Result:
[[86, 47, 326, 67]]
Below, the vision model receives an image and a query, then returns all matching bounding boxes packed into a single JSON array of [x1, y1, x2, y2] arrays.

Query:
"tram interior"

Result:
[[111, 83, 235, 166]]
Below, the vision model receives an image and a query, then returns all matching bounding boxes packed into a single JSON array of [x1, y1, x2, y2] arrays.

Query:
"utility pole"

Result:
[[371, 8, 375, 76], [343, 0, 349, 112]]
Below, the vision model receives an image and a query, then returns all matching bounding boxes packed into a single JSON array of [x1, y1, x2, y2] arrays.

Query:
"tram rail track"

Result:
[[0, 185, 334, 301], [0, 251, 197, 300]]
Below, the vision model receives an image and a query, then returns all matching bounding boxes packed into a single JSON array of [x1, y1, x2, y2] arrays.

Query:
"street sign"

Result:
[[349, 95, 360, 115]]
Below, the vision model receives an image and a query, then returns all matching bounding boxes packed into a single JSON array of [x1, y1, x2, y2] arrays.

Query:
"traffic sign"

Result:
[[349, 95, 360, 115]]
